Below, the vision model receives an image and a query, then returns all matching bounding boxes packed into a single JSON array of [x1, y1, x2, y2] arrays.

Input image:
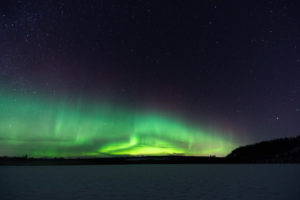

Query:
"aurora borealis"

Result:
[[1, 1, 299, 159], [0, 90, 237, 157]]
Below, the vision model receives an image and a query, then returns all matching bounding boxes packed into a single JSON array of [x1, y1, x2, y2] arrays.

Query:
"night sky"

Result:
[[0, 0, 299, 157]]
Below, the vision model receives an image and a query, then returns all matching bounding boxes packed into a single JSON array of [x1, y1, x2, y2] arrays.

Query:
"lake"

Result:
[[1, 164, 299, 200]]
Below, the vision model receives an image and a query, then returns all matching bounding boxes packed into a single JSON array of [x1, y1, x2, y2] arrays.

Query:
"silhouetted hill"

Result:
[[1, 136, 300, 165], [227, 136, 300, 163]]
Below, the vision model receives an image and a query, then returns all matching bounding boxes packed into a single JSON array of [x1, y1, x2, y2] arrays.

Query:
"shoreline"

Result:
[[1, 156, 299, 165]]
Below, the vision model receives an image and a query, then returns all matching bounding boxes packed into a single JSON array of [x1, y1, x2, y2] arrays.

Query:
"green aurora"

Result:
[[0, 91, 239, 157]]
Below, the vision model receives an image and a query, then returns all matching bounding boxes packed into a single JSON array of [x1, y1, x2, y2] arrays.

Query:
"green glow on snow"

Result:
[[0, 90, 238, 157]]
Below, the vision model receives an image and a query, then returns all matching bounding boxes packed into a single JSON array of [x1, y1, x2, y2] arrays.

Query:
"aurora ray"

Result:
[[0, 90, 238, 157]]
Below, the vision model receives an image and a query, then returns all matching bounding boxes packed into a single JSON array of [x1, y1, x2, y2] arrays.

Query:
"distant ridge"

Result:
[[1, 136, 300, 165], [0, 156, 225, 165], [227, 135, 300, 163]]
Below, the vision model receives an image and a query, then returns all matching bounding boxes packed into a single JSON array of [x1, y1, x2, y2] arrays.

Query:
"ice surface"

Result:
[[0, 164, 299, 200]]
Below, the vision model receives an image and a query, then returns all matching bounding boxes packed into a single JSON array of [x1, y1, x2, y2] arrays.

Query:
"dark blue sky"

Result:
[[0, 0, 299, 142]]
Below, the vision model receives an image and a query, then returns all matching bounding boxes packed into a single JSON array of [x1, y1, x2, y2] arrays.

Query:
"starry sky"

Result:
[[0, 0, 299, 157]]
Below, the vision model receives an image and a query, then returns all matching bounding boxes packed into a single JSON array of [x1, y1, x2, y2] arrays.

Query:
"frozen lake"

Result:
[[1, 164, 299, 200]]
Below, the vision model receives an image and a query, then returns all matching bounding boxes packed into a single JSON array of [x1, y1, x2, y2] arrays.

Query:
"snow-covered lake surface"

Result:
[[1, 164, 299, 200]]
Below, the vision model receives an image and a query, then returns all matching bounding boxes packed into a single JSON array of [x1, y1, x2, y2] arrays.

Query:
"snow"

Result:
[[0, 164, 299, 200]]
